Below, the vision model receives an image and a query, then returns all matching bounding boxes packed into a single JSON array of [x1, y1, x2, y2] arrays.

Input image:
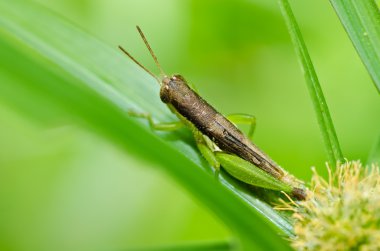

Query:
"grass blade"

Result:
[[0, 0, 293, 250], [329, 0, 380, 93], [279, 0, 344, 166]]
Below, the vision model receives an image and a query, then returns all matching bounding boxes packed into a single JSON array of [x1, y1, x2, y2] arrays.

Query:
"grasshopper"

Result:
[[119, 26, 306, 200]]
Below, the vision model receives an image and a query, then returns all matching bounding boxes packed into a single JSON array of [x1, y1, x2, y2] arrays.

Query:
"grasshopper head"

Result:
[[160, 74, 188, 104]]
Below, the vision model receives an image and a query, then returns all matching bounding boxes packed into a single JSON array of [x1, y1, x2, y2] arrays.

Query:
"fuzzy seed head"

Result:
[[289, 161, 380, 251]]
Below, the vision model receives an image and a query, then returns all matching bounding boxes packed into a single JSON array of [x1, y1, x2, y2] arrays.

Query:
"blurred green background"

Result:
[[1, 0, 379, 250]]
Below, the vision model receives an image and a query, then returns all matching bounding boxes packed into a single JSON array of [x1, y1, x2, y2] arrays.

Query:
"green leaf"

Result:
[[329, 0, 380, 93], [279, 0, 344, 166], [0, 0, 293, 250]]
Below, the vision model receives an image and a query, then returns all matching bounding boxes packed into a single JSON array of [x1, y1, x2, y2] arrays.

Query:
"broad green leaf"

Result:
[[0, 0, 293, 250], [279, 0, 344, 166], [329, 0, 380, 93]]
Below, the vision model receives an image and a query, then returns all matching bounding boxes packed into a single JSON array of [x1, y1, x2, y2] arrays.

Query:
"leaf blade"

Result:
[[279, 0, 344, 166]]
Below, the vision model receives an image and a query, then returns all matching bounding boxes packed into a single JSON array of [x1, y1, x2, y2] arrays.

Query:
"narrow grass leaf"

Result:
[[279, 0, 344, 166]]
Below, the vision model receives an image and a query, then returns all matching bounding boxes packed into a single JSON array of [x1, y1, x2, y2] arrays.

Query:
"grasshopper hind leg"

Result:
[[190, 118, 306, 199]]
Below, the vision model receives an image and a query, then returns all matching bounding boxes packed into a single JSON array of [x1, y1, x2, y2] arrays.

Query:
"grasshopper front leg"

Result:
[[130, 109, 223, 178], [128, 110, 184, 131], [192, 128, 221, 178]]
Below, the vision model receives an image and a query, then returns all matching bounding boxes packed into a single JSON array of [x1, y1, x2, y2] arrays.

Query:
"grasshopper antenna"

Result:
[[118, 45, 161, 84], [136, 25, 166, 77]]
